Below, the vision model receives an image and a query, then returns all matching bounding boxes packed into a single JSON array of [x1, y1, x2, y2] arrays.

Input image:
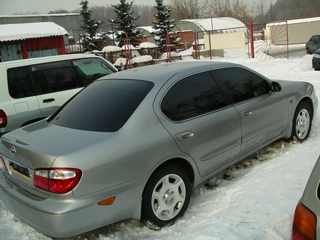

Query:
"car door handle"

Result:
[[240, 110, 252, 117], [43, 98, 55, 103], [176, 132, 194, 141]]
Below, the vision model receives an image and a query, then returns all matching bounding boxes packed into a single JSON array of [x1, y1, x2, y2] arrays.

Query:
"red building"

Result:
[[0, 22, 68, 62]]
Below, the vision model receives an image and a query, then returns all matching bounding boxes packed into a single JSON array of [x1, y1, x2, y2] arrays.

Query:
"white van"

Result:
[[0, 54, 117, 135]]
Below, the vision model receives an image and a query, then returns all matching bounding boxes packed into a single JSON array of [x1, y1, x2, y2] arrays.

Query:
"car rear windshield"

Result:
[[49, 80, 154, 132]]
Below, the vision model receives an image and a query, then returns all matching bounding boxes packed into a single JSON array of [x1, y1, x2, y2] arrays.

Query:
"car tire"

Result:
[[291, 102, 312, 142], [306, 48, 311, 54], [141, 164, 191, 230]]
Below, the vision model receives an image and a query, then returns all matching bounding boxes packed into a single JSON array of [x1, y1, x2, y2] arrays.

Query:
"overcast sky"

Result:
[[0, 0, 276, 15]]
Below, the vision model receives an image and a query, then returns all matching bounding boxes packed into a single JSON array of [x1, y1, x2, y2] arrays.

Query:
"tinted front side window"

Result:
[[161, 72, 227, 121], [215, 67, 270, 103], [49, 80, 153, 132], [31, 61, 78, 94], [8, 66, 35, 98], [73, 59, 115, 86]]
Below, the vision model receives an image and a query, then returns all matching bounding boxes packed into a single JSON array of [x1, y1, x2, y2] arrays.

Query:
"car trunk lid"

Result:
[[0, 120, 112, 194]]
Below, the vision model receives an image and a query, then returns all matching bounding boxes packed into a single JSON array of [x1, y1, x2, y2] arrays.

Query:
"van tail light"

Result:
[[0, 110, 7, 128], [292, 201, 316, 240], [34, 168, 82, 193], [0, 153, 8, 171]]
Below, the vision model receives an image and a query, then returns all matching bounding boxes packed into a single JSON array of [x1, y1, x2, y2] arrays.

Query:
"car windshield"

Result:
[[48, 79, 154, 132]]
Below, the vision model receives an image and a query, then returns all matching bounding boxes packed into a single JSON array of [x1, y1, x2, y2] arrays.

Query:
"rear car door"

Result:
[[154, 71, 241, 177], [213, 67, 288, 157], [31, 60, 82, 116], [31, 58, 116, 116]]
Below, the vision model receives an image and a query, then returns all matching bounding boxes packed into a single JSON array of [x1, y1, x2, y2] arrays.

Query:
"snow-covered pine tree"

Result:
[[79, 0, 108, 51], [110, 0, 142, 47], [152, 0, 182, 54]]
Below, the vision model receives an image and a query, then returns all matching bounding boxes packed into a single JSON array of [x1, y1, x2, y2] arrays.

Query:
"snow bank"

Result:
[[114, 55, 153, 67], [160, 52, 181, 59], [132, 55, 152, 63]]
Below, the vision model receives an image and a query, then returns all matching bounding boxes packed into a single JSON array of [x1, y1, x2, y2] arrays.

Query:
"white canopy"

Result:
[[0, 22, 68, 42], [179, 18, 246, 32]]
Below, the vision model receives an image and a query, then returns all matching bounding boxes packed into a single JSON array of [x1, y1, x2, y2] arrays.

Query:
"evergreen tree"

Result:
[[79, 0, 108, 51], [152, 0, 182, 54], [110, 0, 142, 47]]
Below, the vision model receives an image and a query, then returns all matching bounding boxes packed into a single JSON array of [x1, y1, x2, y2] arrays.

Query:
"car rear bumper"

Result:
[[0, 170, 146, 238]]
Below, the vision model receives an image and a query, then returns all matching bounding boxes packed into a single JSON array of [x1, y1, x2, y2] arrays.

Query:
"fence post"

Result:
[[285, 21, 289, 59], [166, 31, 171, 62], [124, 34, 132, 69], [249, 20, 254, 58], [208, 31, 212, 60], [193, 30, 198, 60]]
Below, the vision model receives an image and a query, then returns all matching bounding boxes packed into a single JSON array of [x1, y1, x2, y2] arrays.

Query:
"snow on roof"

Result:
[[0, 22, 68, 42], [139, 42, 157, 48], [0, 13, 79, 18], [136, 26, 155, 35], [179, 17, 246, 32], [267, 16, 320, 26], [102, 45, 122, 52]]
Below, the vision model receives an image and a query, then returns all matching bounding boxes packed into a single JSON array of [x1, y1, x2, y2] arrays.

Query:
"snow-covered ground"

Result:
[[1, 47, 320, 240]]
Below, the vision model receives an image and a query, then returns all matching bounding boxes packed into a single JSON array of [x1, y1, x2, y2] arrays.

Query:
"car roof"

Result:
[[0, 54, 102, 66], [101, 61, 242, 85]]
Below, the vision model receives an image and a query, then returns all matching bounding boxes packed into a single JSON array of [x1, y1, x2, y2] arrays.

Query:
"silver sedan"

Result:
[[0, 61, 318, 238]]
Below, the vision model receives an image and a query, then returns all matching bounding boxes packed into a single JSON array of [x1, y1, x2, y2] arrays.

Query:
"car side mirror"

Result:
[[272, 82, 281, 92]]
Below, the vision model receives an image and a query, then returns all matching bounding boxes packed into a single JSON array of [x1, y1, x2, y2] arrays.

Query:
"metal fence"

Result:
[[64, 20, 290, 69]]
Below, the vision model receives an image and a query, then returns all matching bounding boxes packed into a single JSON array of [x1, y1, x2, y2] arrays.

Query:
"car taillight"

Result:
[[34, 168, 82, 193], [292, 201, 316, 240], [0, 110, 7, 128], [0, 153, 8, 171]]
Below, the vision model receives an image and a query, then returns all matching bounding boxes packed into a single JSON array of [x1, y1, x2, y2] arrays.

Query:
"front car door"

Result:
[[213, 67, 288, 157], [154, 71, 241, 177]]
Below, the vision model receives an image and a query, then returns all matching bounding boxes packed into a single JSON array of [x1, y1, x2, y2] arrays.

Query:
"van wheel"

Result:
[[291, 102, 311, 142], [141, 164, 191, 229]]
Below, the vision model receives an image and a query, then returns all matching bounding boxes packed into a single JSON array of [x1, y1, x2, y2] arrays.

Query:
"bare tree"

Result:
[[170, 0, 204, 21], [48, 9, 70, 14], [266, 0, 320, 21], [256, 0, 266, 23], [204, 0, 254, 24], [90, 4, 153, 32], [12, 11, 40, 15]]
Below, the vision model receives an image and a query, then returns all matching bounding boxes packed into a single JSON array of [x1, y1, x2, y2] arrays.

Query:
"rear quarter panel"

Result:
[[50, 91, 198, 198]]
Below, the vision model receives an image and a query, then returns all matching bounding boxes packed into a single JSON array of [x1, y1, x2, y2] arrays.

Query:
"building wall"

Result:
[[266, 19, 320, 45], [288, 21, 320, 44], [0, 36, 65, 62], [204, 31, 246, 50], [0, 14, 81, 44]]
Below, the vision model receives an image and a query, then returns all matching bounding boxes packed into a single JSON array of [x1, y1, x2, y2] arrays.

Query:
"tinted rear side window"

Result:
[[8, 66, 35, 98], [31, 61, 78, 94], [49, 80, 153, 132], [214, 67, 270, 103], [161, 71, 227, 121]]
